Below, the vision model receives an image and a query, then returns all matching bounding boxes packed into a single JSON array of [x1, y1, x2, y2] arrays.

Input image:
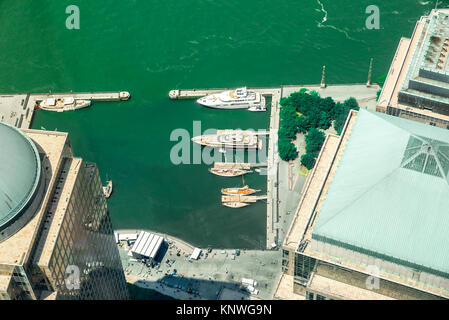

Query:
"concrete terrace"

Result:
[[118, 230, 282, 300]]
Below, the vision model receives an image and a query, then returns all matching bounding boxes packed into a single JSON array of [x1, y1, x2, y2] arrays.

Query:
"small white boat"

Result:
[[39, 97, 91, 112], [102, 181, 113, 198], [209, 168, 252, 177], [248, 105, 266, 112], [223, 202, 249, 208]]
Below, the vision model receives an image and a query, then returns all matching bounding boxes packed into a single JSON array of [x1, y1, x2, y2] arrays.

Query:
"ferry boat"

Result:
[[103, 181, 113, 198], [39, 97, 91, 112], [192, 130, 263, 150], [221, 186, 260, 196], [196, 87, 265, 110], [223, 202, 249, 209], [209, 168, 252, 177]]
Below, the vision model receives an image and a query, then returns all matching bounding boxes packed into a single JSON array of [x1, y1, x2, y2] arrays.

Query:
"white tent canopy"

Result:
[[130, 231, 164, 260], [190, 248, 202, 260]]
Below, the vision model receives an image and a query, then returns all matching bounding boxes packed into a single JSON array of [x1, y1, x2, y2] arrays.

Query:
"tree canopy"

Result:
[[278, 138, 298, 161], [278, 89, 360, 169], [300, 152, 316, 170], [305, 128, 325, 157]]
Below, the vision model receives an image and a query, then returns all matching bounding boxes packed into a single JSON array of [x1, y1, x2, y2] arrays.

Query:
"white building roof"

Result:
[[130, 231, 164, 259], [190, 248, 202, 260]]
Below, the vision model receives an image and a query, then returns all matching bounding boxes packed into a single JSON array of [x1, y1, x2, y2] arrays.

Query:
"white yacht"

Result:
[[192, 130, 262, 150], [39, 97, 91, 112], [196, 87, 265, 110]]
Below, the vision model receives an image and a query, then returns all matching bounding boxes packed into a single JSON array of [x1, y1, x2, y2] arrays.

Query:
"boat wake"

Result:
[[315, 0, 362, 42]]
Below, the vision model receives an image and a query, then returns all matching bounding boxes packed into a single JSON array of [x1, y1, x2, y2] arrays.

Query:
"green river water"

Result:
[[0, 0, 439, 248]]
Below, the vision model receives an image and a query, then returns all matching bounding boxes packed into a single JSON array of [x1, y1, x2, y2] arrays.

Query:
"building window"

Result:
[[316, 294, 326, 300], [294, 253, 316, 280], [306, 291, 315, 300]]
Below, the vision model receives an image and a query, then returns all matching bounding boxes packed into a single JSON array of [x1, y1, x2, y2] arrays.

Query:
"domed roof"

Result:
[[0, 122, 41, 232]]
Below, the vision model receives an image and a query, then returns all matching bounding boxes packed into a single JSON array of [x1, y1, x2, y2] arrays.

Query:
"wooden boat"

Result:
[[222, 202, 249, 208], [209, 167, 252, 177], [221, 185, 260, 196], [102, 181, 113, 198]]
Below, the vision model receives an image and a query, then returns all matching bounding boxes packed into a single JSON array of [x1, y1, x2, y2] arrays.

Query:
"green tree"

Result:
[[278, 125, 297, 140], [343, 97, 359, 110], [279, 105, 297, 121], [297, 115, 310, 134], [334, 98, 359, 135], [301, 153, 316, 170], [278, 138, 298, 161], [305, 128, 325, 156]]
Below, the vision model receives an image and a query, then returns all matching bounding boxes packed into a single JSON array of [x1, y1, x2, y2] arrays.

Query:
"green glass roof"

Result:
[[312, 109, 449, 276], [0, 122, 41, 231]]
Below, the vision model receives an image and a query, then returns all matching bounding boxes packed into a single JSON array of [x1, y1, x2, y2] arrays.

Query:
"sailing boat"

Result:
[[221, 185, 260, 196]]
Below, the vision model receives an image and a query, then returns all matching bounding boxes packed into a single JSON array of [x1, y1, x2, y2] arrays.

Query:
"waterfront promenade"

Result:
[[117, 229, 281, 300]]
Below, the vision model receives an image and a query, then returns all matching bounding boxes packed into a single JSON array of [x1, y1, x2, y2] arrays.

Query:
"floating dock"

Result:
[[214, 162, 267, 170], [32, 91, 130, 102], [222, 195, 267, 203], [168, 87, 281, 100], [0, 91, 130, 129]]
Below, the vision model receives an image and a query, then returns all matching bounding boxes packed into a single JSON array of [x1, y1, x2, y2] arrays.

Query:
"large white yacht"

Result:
[[196, 87, 265, 110], [192, 130, 262, 150]]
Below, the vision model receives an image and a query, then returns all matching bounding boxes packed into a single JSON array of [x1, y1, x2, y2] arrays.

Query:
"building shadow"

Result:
[[127, 274, 252, 300]]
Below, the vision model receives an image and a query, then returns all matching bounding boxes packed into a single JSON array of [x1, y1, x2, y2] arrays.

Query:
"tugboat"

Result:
[[103, 181, 113, 199]]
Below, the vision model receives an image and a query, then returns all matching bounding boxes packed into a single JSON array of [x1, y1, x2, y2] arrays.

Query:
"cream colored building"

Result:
[[378, 9, 449, 128], [0, 122, 128, 300], [275, 109, 449, 300]]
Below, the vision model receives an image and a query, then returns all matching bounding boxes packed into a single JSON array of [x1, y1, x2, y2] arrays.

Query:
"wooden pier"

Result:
[[222, 195, 268, 203], [32, 91, 130, 102], [214, 162, 267, 170], [168, 87, 281, 100], [0, 91, 130, 129]]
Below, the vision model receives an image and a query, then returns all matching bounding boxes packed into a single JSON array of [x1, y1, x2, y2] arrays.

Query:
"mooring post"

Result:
[[366, 58, 373, 87], [320, 65, 326, 89]]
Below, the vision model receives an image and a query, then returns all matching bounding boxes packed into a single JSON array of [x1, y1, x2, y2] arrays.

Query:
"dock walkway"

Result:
[[0, 91, 130, 129]]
